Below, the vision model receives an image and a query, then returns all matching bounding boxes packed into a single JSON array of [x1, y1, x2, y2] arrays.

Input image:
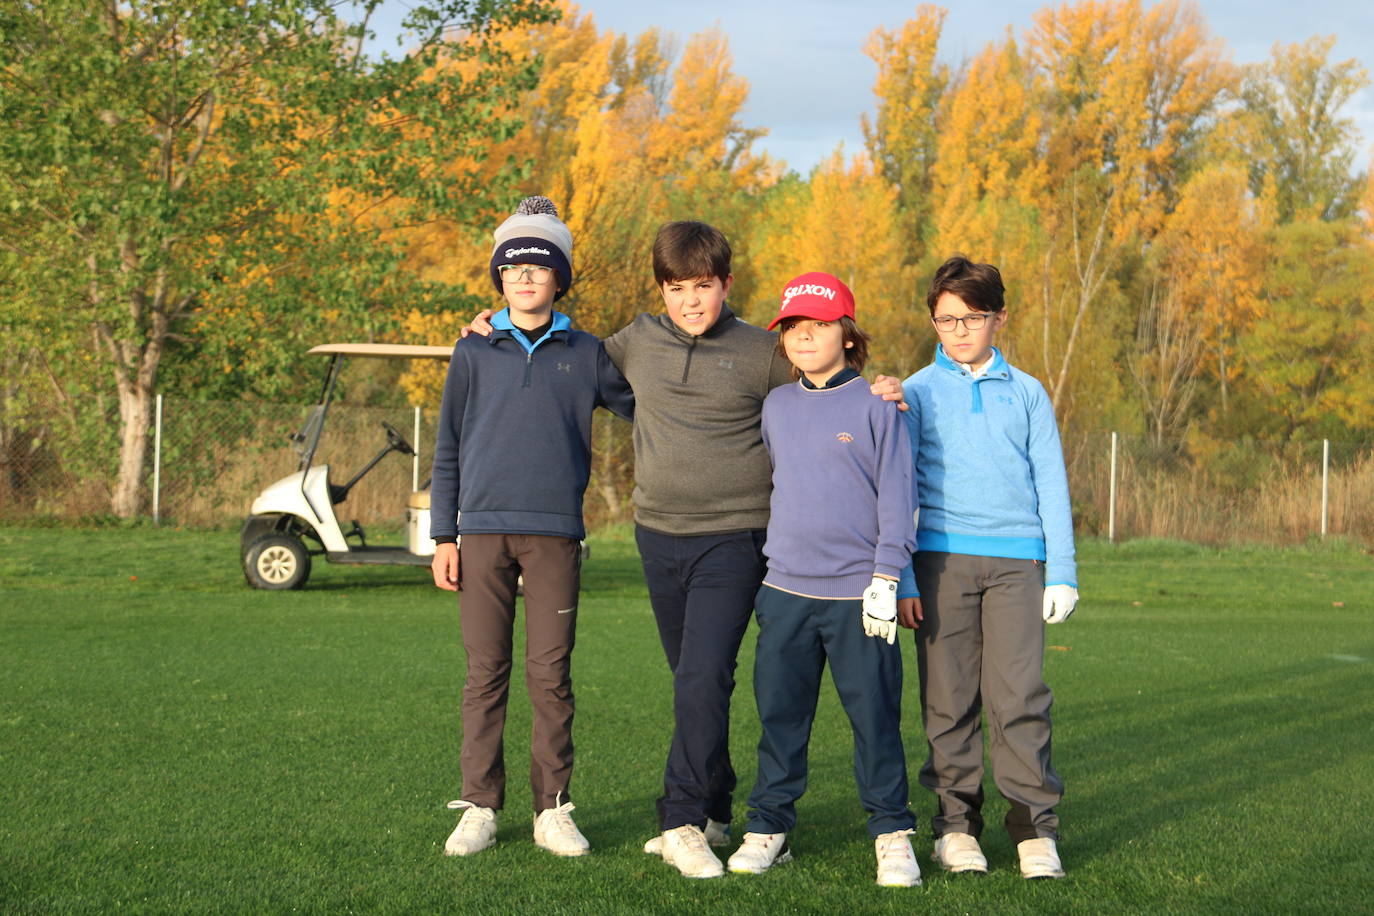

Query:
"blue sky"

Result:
[[361, 0, 1374, 175]]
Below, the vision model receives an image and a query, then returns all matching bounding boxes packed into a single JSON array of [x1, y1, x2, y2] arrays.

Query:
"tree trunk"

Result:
[[109, 331, 163, 519], [111, 374, 153, 518]]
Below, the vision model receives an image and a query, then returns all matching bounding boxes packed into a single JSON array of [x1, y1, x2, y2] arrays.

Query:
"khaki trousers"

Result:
[[914, 551, 1062, 842], [456, 533, 580, 813]]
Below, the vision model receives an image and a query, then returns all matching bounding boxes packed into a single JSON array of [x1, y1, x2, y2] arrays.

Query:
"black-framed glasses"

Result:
[[499, 264, 553, 285], [932, 312, 994, 332]]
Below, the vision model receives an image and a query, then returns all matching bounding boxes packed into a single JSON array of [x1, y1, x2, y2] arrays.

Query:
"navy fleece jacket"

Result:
[[428, 309, 635, 542]]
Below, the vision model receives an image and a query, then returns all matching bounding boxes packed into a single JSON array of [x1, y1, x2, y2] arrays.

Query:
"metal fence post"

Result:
[[152, 393, 163, 526], [1321, 438, 1330, 539], [1108, 431, 1117, 543], [413, 405, 421, 492]]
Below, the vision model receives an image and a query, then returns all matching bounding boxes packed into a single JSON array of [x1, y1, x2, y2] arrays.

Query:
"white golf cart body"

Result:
[[240, 342, 453, 589]]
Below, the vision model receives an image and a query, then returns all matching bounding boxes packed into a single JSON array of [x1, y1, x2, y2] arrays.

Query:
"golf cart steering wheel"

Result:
[[381, 421, 416, 457]]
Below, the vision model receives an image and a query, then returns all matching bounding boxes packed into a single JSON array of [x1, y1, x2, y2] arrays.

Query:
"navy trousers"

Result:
[[745, 585, 916, 838], [635, 525, 766, 830]]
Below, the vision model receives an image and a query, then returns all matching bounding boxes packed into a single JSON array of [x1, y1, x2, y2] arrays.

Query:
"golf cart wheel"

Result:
[[244, 533, 312, 590]]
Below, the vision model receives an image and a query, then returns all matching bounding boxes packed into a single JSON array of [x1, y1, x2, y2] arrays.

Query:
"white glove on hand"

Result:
[[1042, 584, 1079, 624], [862, 576, 898, 645]]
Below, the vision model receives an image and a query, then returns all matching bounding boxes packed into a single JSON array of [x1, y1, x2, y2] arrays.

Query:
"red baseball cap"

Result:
[[767, 271, 856, 330]]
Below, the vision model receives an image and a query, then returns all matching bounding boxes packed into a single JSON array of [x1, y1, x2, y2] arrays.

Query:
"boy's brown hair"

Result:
[[775, 316, 871, 381], [927, 255, 1005, 314], [652, 221, 732, 285]]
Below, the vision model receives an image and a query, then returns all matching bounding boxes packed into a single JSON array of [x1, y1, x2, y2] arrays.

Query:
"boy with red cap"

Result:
[[726, 272, 922, 887]]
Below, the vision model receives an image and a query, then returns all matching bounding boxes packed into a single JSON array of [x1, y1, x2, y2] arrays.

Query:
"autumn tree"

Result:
[[862, 4, 949, 264], [1133, 164, 1270, 441], [0, 0, 555, 517], [1228, 218, 1374, 437], [746, 149, 918, 374], [1230, 36, 1370, 223]]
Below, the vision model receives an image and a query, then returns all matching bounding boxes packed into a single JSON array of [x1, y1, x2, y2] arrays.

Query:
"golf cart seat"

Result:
[[407, 489, 431, 510]]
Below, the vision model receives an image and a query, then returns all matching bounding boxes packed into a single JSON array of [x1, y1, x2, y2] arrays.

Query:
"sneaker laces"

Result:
[[673, 825, 711, 856], [877, 829, 917, 864], [446, 799, 493, 839], [542, 792, 578, 834], [739, 833, 776, 853]]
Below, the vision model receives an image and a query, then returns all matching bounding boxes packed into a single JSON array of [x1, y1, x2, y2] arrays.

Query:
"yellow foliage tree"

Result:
[[748, 149, 918, 375], [862, 5, 949, 261]]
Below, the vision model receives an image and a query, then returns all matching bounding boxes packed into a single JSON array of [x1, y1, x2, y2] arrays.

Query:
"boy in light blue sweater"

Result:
[[896, 256, 1079, 880]]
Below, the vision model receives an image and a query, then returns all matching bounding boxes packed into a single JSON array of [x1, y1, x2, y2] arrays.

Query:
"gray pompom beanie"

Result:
[[489, 196, 573, 300]]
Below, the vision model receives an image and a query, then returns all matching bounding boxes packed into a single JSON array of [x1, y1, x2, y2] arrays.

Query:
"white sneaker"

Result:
[[727, 832, 792, 874], [533, 795, 590, 857], [660, 825, 725, 878], [875, 829, 922, 887], [443, 800, 497, 856], [932, 832, 988, 874], [1018, 837, 1065, 879], [643, 818, 730, 854]]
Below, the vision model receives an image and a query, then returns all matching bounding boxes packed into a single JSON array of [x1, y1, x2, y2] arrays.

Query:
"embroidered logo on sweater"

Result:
[[836, 432, 854, 443]]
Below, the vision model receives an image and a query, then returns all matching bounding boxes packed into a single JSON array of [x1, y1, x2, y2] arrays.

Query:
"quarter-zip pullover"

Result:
[[429, 308, 635, 541], [603, 306, 793, 535], [896, 345, 1077, 593]]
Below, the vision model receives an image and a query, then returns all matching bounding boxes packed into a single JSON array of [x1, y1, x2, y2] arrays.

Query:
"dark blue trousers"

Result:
[[745, 585, 916, 838], [635, 525, 766, 830]]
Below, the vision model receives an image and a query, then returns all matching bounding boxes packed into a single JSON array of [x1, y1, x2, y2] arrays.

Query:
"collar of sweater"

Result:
[[488, 308, 570, 349], [800, 367, 862, 389], [655, 304, 737, 342], [935, 343, 1010, 380]]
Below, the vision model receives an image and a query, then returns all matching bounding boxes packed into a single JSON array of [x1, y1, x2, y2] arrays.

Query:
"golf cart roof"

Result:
[[307, 343, 453, 360]]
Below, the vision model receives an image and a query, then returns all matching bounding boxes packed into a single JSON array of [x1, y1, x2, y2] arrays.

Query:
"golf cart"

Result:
[[241, 342, 452, 589]]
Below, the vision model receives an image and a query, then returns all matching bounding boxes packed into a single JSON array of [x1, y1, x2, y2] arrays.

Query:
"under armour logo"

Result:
[[997, 395, 1013, 404], [718, 358, 734, 369], [557, 363, 572, 373], [836, 432, 854, 443]]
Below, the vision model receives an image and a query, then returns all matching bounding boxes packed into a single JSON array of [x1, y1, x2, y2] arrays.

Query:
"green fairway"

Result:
[[2, 526, 1371, 914]]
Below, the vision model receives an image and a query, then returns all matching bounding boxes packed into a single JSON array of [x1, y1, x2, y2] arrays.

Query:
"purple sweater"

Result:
[[760, 376, 915, 599]]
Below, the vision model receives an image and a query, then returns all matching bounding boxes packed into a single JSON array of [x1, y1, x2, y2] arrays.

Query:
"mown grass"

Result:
[[2, 526, 1371, 914]]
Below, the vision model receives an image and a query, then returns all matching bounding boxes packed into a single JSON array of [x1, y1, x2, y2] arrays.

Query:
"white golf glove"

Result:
[[862, 576, 898, 645], [1042, 584, 1079, 624]]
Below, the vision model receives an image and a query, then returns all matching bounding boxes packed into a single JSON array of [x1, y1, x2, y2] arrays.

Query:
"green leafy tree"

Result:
[[1230, 218, 1374, 437], [0, 0, 555, 517], [1232, 37, 1370, 223]]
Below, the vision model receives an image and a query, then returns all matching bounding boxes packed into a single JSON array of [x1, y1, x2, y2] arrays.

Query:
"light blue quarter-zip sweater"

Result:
[[896, 344, 1077, 597]]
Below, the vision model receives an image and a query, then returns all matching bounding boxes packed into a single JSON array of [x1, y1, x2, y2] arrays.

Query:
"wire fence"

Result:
[[2, 394, 1371, 547]]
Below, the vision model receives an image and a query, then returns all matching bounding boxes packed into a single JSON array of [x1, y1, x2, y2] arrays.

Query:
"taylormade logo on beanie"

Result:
[[489, 196, 573, 300], [768, 271, 856, 330]]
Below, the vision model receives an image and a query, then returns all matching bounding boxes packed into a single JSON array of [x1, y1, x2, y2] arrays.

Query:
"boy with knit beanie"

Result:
[[430, 196, 635, 860]]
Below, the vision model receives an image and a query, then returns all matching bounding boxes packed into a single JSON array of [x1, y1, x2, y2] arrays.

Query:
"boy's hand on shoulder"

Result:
[[870, 374, 908, 412], [432, 542, 461, 591], [897, 597, 923, 629], [460, 309, 495, 339], [1042, 585, 1078, 624]]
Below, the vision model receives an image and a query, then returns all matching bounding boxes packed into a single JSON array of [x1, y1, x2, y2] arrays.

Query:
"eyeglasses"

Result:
[[499, 265, 553, 285], [931, 312, 994, 332]]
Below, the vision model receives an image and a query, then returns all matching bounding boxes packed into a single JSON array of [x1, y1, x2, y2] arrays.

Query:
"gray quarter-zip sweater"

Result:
[[603, 305, 793, 535]]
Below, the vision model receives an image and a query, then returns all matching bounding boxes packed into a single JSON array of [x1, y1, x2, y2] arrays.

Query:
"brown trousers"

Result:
[[456, 533, 580, 813]]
